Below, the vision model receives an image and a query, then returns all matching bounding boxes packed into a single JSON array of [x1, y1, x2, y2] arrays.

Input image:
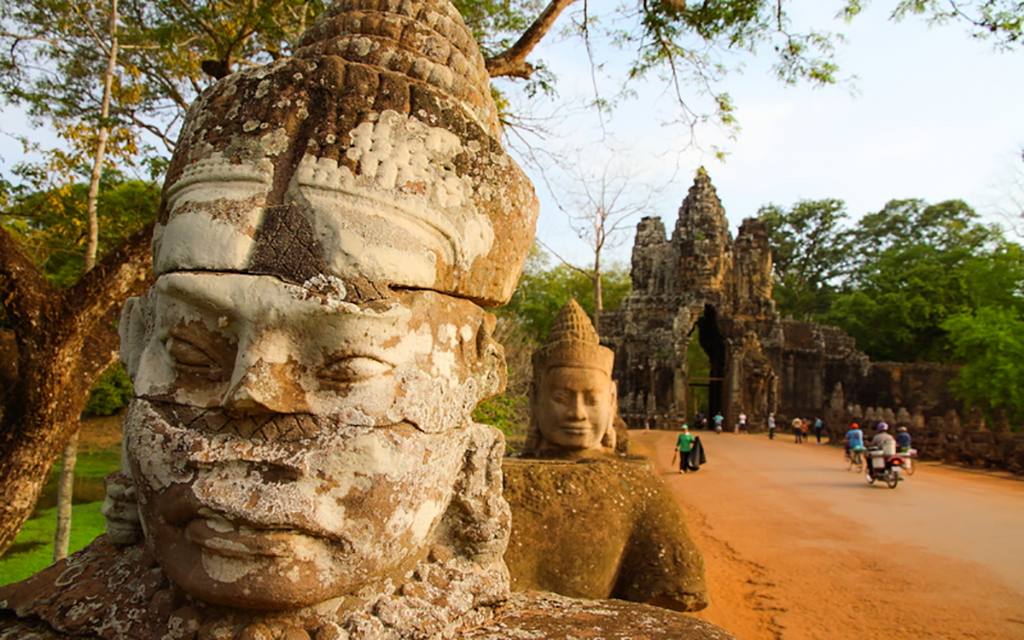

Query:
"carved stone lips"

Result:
[[558, 424, 593, 435], [183, 514, 353, 558]]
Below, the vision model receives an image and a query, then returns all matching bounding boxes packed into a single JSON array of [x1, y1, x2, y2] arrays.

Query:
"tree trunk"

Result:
[[52, 432, 79, 561], [54, 0, 120, 562], [592, 251, 603, 334], [0, 223, 152, 556]]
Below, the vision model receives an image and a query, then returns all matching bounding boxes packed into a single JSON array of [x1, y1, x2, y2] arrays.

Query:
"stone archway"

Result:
[[688, 301, 729, 421]]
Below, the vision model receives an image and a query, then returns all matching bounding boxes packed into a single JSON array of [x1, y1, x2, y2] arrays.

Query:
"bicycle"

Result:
[[899, 448, 917, 476], [845, 447, 865, 472]]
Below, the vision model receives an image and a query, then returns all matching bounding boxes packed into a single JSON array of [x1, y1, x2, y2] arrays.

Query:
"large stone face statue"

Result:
[[523, 299, 618, 457], [0, 0, 729, 637]]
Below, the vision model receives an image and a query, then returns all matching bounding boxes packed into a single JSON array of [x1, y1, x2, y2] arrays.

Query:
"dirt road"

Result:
[[630, 429, 1024, 640]]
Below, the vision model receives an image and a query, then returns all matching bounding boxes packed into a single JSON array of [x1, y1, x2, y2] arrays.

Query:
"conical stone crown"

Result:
[[533, 299, 614, 375], [153, 0, 538, 306], [546, 299, 600, 345]]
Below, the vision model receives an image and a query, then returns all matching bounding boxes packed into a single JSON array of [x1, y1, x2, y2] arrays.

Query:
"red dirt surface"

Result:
[[631, 429, 1024, 640]]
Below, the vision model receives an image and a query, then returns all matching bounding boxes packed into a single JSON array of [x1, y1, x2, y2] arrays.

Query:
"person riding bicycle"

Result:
[[895, 426, 912, 453], [845, 422, 864, 455]]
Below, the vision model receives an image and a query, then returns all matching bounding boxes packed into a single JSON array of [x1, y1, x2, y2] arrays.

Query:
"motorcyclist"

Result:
[[870, 422, 897, 457]]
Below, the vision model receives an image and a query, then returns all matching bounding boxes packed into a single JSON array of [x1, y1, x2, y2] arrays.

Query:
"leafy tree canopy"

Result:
[[943, 306, 1024, 425], [1, 169, 159, 287], [759, 198, 852, 320], [498, 245, 631, 342], [762, 196, 1024, 364]]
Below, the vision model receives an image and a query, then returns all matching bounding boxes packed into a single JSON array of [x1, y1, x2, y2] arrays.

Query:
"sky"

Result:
[[496, 1, 1024, 268], [2, 1, 1022, 271]]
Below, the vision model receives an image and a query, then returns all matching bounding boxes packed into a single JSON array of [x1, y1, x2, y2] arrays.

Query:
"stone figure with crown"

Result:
[[522, 299, 622, 458], [502, 299, 709, 612], [0, 0, 730, 637]]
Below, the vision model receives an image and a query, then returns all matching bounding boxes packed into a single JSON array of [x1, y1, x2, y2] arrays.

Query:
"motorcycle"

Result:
[[865, 447, 905, 489]]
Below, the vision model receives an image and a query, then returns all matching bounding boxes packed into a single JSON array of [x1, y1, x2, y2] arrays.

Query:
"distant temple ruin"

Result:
[[599, 169, 964, 439]]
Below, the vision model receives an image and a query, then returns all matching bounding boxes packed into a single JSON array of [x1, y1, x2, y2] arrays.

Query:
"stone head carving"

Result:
[[524, 300, 618, 457], [113, 0, 536, 618]]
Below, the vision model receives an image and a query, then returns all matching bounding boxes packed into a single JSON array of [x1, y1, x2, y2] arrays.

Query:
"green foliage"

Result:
[[499, 246, 631, 342], [823, 199, 1024, 362], [84, 362, 133, 417], [943, 307, 1024, 428], [760, 196, 1024, 365], [472, 393, 527, 441], [1, 445, 120, 584], [452, 0, 543, 57], [891, 0, 1023, 49], [0, 171, 158, 286], [0, 0, 329, 157], [759, 198, 851, 319]]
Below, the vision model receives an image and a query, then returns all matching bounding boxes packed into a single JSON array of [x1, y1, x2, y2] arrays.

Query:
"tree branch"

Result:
[[485, 0, 579, 79], [64, 221, 154, 333], [0, 225, 53, 332]]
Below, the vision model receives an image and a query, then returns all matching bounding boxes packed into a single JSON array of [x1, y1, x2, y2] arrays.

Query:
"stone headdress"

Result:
[[531, 299, 614, 375], [152, 0, 538, 307]]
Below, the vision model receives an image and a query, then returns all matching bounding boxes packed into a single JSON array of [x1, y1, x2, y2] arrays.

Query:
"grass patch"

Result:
[[0, 442, 122, 587], [34, 447, 121, 512], [0, 501, 107, 587]]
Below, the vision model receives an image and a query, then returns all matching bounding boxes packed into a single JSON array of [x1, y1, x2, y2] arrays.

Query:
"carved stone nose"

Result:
[[222, 377, 272, 413], [568, 395, 587, 419], [221, 357, 308, 415]]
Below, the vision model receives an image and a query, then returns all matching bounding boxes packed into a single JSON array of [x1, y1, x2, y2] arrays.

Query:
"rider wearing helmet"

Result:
[[871, 422, 897, 456], [844, 422, 864, 454]]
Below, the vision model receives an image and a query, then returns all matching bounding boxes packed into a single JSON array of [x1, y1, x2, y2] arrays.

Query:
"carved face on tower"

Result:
[[116, 0, 537, 612], [525, 300, 618, 457]]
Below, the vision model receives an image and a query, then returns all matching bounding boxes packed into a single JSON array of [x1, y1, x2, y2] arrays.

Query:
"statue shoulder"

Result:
[[459, 592, 733, 639]]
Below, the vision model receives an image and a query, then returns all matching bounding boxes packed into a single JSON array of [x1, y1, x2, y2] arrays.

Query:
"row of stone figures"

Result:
[[0, 0, 723, 638], [827, 404, 1024, 475]]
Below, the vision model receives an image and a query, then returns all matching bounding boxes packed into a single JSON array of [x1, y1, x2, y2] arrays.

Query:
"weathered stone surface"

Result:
[[154, 0, 538, 307], [0, 535, 508, 640], [503, 457, 707, 611], [460, 592, 734, 639], [601, 169, 782, 431]]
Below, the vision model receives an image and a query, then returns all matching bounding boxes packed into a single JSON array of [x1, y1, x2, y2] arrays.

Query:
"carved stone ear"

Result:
[[439, 424, 511, 567], [119, 292, 153, 383], [601, 381, 619, 450], [473, 312, 507, 403]]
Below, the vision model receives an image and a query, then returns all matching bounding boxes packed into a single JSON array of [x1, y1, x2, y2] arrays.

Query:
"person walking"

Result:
[[813, 416, 824, 444], [713, 412, 724, 434], [672, 425, 697, 473], [767, 413, 776, 440], [792, 417, 803, 443], [737, 412, 748, 434]]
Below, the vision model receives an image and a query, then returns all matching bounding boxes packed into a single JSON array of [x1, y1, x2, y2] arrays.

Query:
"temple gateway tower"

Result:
[[601, 169, 963, 434], [600, 168, 782, 431]]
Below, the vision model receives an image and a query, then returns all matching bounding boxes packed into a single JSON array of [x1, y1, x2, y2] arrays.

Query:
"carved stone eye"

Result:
[[318, 356, 392, 384]]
